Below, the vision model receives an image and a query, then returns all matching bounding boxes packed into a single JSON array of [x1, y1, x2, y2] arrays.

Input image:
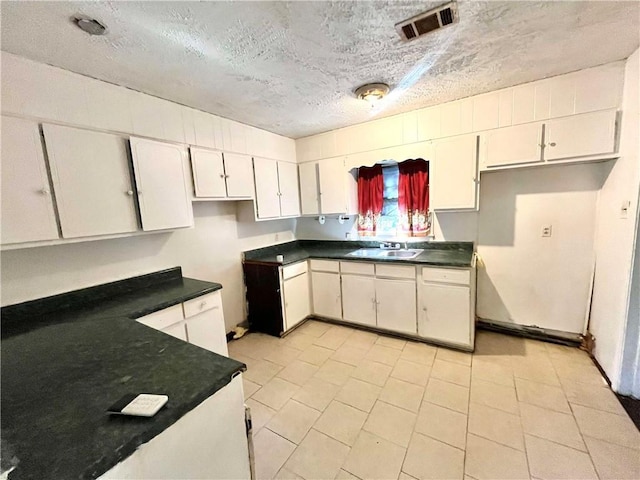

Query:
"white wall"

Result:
[[590, 49, 640, 392], [477, 163, 609, 333], [0, 202, 296, 332]]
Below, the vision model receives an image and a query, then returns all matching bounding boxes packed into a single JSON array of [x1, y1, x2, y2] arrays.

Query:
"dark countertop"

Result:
[[1, 267, 244, 480], [243, 240, 475, 268]]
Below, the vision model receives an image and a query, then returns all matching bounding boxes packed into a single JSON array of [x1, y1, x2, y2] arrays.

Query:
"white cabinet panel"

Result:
[[311, 272, 342, 319], [498, 89, 514, 127], [182, 108, 197, 145], [253, 157, 281, 219], [418, 282, 471, 347], [130, 92, 165, 139], [137, 304, 184, 330], [318, 157, 347, 214], [51, 71, 91, 126], [575, 64, 624, 113], [417, 106, 441, 141], [283, 271, 311, 331], [534, 81, 551, 121], [162, 102, 186, 144], [85, 81, 133, 133], [211, 116, 225, 151], [549, 76, 576, 118], [472, 92, 500, 132], [192, 110, 215, 148], [403, 111, 418, 144], [375, 278, 417, 335], [341, 274, 376, 327], [278, 161, 301, 217], [299, 162, 320, 215], [43, 124, 138, 238], [440, 101, 461, 138], [228, 121, 247, 154], [191, 147, 226, 197], [432, 134, 478, 210], [512, 84, 536, 125], [1, 116, 59, 244], [482, 122, 543, 168], [187, 308, 228, 356], [130, 137, 193, 231], [223, 153, 254, 198], [544, 109, 617, 161]]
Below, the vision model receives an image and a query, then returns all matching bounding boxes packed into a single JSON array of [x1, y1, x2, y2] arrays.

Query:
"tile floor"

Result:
[[229, 321, 640, 480]]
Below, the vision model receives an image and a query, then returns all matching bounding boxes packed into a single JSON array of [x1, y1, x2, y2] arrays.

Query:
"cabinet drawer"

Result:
[[340, 261, 375, 276], [183, 291, 223, 319], [310, 259, 340, 273], [376, 263, 417, 280], [137, 304, 184, 330], [283, 261, 308, 280], [421, 267, 470, 285]]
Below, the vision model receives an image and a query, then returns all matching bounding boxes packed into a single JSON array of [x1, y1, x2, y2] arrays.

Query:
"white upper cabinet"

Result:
[[482, 122, 544, 169], [253, 157, 281, 219], [544, 109, 617, 161], [431, 134, 479, 211], [190, 148, 253, 199], [318, 157, 347, 214], [129, 137, 193, 231], [299, 162, 320, 215], [223, 153, 254, 198], [190, 147, 227, 198], [278, 161, 301, 217], [43, 124, 139, 238], [1, 116, 59, 244]]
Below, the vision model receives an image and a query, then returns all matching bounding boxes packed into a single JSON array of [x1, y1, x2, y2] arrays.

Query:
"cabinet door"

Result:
[[223, 153, 254, 198], [431, 134, 478, 210], [544, 109, 617, 161], [299, 162, 320, 215], [190, 147, 226, 198], [187, 309, 228, 356], [311, 271, 342, 319], [318, 157, 347, 214], [1, 117, 59, 244], [482, 122, 543, 168], [43, 124, 138, 238], [278, 161, 301, 217], [253, 157, 281, 218], [375, 279, 417, 335], [341, 274, 376, 327], [162, 321, 188, 342], [283, 272, 311, 331], [418, 283, 471, 347], [130, 137, 193, 231]]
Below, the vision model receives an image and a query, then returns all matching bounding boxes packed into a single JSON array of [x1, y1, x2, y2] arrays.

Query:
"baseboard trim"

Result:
[[477, 318, 582, 347]]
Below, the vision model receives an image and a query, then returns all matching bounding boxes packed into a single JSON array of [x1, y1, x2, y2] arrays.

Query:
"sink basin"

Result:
[[347, 248, 424, 260], [377, 249, 424, 259]]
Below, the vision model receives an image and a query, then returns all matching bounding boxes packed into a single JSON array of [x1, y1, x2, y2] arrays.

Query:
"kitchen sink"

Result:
[[378, 249, 424, 259], [347, 248, 424, 259]]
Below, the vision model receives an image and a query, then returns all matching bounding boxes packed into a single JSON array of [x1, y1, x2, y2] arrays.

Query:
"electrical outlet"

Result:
[[541, 225, 552, 237]]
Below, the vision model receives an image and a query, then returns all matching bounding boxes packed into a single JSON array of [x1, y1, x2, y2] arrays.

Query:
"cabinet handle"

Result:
[[200, 301, 207, 309], [549, 142, 556, 147], [225, 175, 230, 178], [40, 188, 50, 195], [126, 190, 134, 196], [220, 174, 225, 178], [538, 143, 546, 148]]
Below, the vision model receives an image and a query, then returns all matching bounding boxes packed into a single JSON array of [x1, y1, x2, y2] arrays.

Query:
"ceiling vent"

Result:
[[395, 2, 459, 42]]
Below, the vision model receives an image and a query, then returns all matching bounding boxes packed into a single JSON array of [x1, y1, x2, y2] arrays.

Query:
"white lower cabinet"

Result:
[[283, 267, 311, 331], [418, 267, 475, 349], [311, 271, 342, 319], [136, 291, 228, 356], [341, 274, 376, 327], [375, 278, 417, 335], [1, 116, 59, 245]]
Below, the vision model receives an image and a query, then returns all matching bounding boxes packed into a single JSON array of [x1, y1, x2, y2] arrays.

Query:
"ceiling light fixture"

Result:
[[355, 83, 390, 106], [73, 16, 108, 36]]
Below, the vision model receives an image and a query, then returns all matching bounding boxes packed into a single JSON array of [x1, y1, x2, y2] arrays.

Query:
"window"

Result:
[[377, 163, 400, 236]]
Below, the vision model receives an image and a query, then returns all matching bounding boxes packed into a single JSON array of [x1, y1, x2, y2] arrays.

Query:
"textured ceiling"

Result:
[[1, 1, 639, 138]]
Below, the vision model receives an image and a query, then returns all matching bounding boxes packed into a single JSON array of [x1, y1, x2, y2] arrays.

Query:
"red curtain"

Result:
[[357, 164, 384, 236], [398, 159, 430, 236]]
